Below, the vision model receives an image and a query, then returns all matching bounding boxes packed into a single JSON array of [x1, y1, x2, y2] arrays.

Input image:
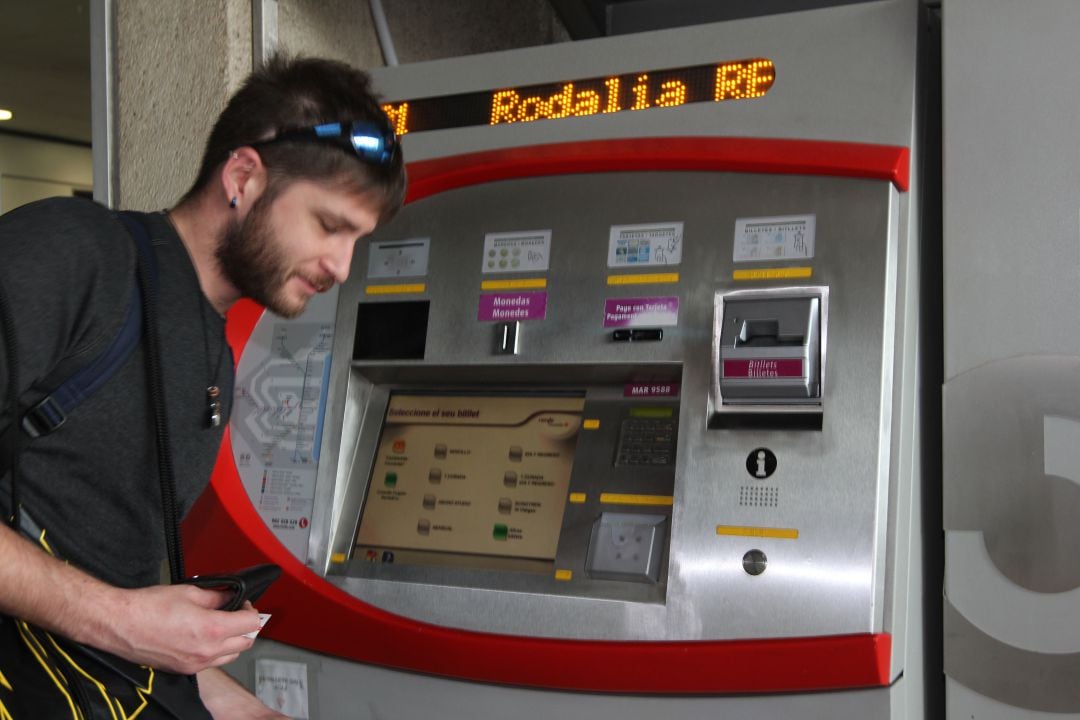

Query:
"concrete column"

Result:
[[114, 0, 251, 210]]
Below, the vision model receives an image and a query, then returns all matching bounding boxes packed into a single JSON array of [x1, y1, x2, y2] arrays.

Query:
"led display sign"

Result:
[[381, 58, 775, 136]]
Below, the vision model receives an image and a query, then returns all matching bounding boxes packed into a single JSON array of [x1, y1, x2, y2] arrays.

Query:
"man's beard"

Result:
[[215, 195, 330, 319]]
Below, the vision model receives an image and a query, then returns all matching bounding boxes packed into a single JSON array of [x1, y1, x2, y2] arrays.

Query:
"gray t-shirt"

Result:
[[0, 197, 233, 588]]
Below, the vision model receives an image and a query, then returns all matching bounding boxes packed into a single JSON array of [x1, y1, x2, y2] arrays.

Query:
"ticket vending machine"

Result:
[[183, 1, 939, 717]]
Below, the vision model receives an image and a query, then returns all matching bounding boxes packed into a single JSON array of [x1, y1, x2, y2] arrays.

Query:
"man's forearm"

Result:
[[0, 521, 262, 674], [0, 520, 118, 645]]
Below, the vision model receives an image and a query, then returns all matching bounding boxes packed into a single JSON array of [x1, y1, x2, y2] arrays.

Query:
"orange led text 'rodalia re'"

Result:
[[489, 59, 774, 126], [380, 59, 774, 135]]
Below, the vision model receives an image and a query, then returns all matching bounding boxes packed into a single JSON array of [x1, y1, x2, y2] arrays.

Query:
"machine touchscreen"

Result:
[[354, 392, 586, 572]]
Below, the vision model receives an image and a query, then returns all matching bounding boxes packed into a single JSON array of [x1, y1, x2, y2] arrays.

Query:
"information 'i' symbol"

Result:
[[745, 448, 777, 479]]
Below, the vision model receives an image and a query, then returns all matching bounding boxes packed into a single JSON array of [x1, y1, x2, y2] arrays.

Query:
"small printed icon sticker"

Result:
[[746, 448, 777, 479]]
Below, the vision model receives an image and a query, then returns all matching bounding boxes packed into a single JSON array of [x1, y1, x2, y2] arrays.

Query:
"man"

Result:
[[0, 55, 406, 718]]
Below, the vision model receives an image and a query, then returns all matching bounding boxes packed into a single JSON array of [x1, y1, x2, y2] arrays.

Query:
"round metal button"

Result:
[[743, 549, 768, 576]]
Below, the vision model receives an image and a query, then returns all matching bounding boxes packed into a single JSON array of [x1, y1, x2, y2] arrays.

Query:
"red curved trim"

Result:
[[223, 298, 264, 357], [405, 137, 909, 202], [183, 138, 903, 694], [184, 468, 891, 693]]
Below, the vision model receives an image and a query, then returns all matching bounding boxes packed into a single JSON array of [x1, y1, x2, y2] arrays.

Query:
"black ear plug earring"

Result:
[[229, 197, 237, 209]]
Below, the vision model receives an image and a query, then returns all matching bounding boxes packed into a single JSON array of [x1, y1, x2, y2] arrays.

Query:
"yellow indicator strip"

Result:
[[607, 272, 680, 286], [331, 553, 348, 564], [716, 525, 799, 540], [481, 278, 548, 290], [366, 283, 426, 295], [555, 569, 574, 581], [583, 419, 601, 430], [568, 492, 587, 504], [599, 493, 674, 507], [732, 267, 812, 281]]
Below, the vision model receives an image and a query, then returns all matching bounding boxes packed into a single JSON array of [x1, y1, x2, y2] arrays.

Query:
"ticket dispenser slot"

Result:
[[710, 288, 827, 429]]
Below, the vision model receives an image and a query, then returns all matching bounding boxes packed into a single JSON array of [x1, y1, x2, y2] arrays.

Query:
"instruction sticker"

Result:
[[483, 230, 551, 273], [608, 222, 683, 267], [255, 659, 310, 719], [367, 238, 430, 279], [733, 214, 815, 262], [603, 296, 679, 328]]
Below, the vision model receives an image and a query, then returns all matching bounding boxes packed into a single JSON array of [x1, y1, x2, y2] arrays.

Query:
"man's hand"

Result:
[[198, 667, 291, 719], [0, 523, 261, 675], [94, 583, 263, 674]]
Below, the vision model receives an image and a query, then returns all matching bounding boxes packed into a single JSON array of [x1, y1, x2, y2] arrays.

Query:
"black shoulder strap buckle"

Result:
[[20, 395, 67, 438]]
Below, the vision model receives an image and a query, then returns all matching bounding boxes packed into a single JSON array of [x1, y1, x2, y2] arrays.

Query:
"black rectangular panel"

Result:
[[354, 301, 430, 360]]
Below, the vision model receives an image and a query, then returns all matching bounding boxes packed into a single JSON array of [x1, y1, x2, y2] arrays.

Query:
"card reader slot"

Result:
[[736, 319, 805, 347]]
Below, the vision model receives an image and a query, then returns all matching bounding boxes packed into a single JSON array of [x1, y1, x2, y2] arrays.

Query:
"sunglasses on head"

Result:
[[250, 119, 398, 166]]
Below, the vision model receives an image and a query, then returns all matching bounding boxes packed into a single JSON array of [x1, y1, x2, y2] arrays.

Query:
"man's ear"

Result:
[[220, 146, 267, 211]]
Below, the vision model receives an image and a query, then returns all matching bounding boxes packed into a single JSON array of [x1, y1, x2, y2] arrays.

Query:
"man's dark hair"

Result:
[[183, 55, 406, 221]]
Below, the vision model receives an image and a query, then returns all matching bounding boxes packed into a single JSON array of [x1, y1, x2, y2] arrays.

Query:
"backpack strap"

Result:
[[2, 212, 158, 531], [16, 212, 156, 439], [125, 214, 186, 583]]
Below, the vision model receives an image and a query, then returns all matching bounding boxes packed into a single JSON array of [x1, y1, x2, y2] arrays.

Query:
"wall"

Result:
[[277, 0, 383, 67], [377, 0, 569, 63], [0, 133, 92, 214], [943, 0, 1080, 716]]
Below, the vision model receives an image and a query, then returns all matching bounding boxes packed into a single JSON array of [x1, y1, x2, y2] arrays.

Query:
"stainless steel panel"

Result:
[[252, 0, 278, 67], [90, 0, 115, 207], [308, 170, 901, 642]]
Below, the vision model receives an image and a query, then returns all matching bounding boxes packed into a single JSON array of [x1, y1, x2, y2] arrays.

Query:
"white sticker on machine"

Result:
[[733, 214, 816, 262], [255, 659, 310, 719], [367, 237, 431, 279], [607, 222, 683, 267], [482, 229, 552, 273]]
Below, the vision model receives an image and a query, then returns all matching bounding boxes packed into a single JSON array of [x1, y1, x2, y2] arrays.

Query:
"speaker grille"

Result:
[[739, 485, 779, 508]]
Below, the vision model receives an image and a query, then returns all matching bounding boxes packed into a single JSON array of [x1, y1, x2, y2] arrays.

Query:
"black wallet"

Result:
[[181, 563, 282, 611]]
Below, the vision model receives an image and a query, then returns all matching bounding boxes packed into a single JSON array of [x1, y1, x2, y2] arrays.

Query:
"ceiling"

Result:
[[0, 0, 91, 144]]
